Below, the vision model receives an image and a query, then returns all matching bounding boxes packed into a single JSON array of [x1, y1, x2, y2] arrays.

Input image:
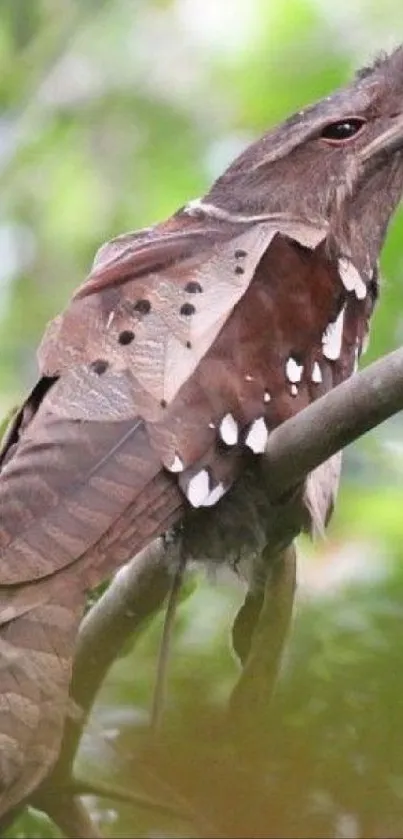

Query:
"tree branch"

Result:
[[27, 346, 403, 836], [228, 546, 297, 730]]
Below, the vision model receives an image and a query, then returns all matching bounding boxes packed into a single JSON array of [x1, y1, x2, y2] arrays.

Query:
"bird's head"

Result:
[[207, 46, 403, 275]]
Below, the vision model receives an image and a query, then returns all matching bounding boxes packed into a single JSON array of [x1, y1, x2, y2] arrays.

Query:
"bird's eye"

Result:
[[320, 118, 366, 144]]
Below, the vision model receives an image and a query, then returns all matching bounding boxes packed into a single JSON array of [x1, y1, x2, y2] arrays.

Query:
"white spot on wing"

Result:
[[312, 362, 322, 384], [106, 311, 115, 330], [264, 390, 271, 403], [245, 417, 268, 453], [338, 258, 367, 300], [186, 469, 210, 508], [208, 421, 215, 429], [245, 374, 254, 382], [219, 413, 238, 446], [322, 306, 345, 361], [291, 384, 298, 396], [286, 357, 303, 383], [202, 482, 227, 507], [167, 454, 184, 473]]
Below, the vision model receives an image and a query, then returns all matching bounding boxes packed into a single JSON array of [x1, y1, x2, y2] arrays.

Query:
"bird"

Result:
[[1, 45, 403, 821]]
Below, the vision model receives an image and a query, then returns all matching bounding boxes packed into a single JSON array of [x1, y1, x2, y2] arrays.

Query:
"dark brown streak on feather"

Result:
[[73, 225, 232, 300]]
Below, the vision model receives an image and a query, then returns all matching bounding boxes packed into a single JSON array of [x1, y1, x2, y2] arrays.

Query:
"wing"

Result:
[[0, 212, 329, 587]]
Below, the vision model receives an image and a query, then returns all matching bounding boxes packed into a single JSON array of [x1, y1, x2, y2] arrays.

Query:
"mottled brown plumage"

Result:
[[2, 46, 403, 819]]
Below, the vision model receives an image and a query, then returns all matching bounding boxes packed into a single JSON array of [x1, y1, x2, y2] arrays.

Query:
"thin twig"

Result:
[[38, 795, 102, 839], [36, 776, 196, 823], [229, 546, 297, 728], [150, 552, 187, 737]]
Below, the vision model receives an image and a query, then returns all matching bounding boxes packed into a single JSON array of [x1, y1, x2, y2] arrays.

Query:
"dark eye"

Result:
[[321, 118, 366, 143]]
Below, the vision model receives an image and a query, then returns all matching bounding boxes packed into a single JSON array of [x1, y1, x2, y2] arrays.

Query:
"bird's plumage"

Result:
[[1, 45, 403, 820]]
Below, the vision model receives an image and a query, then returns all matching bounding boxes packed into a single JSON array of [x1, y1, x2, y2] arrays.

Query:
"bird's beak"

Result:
[[359, 114, 403, 165]]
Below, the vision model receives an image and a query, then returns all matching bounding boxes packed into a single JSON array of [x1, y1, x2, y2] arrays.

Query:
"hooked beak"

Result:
[[359, 114, 403, 166]]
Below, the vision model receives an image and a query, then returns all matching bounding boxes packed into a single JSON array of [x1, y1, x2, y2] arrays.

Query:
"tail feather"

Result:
[[0, 577, 85, 817], [0, 473, 184, 817], [0, 407, 184, 816]]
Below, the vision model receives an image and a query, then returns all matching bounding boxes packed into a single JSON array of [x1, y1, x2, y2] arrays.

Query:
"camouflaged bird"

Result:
[[2, 46, 403, 820]]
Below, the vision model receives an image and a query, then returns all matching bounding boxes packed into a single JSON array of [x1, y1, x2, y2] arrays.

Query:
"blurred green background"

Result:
[[3, 1, 403, 837]]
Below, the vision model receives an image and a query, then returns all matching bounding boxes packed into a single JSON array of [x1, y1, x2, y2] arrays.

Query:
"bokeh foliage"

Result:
[[2, 1, 403, 837]]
